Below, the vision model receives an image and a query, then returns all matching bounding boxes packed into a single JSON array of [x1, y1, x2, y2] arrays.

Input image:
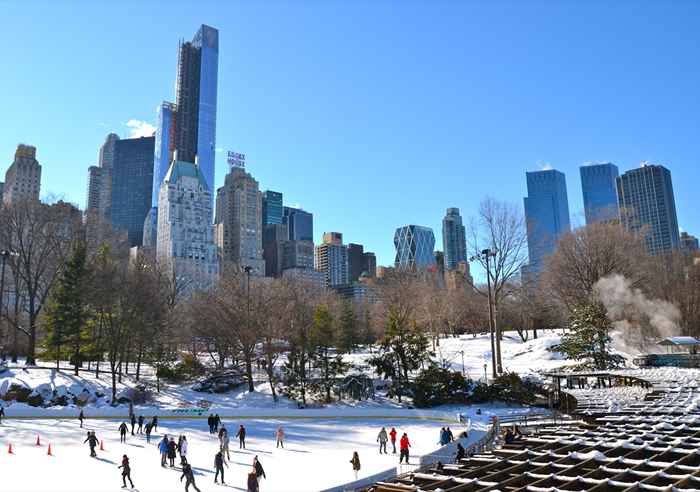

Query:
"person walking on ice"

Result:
[[145, 421, 153, 443], [377, 427, 388, 454], [350, 451, 361, 479], [180, 461, 201, 492], [118, 454, 135, 489], [151, 415, 159, 432], [236, 424, 247, 449], [137, 415, 144, 434], [221, 429, 231, 461], [399, 433, 411, 464], [168, 437, 178, 467], [389, 427, 397, 454], [84, 430, 99, 457], [214, 450, 228, 484], [178, 435, 188, 466], [253, 455, 266, 482], [130, 414, 136, 435], [119, 422, 128, 443], [159, 435, 169, 467], [0, 405, 4, 424], [275, 426, 284, 448], [78, 409, 85, 428]]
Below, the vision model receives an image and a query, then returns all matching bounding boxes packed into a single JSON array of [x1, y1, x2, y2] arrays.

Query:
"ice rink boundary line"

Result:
[[1, 414, 458, 422]]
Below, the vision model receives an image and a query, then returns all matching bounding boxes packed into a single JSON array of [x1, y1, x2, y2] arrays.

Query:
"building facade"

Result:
[[262, 190, 283, 225], [362, 252, 377, 278], [523, 169, 571, 274], [394, 225, 436, 270], [617, 164, 680, 255], [315, 232, 349, 287], [282, 239, 315, 270], [263, 223, 288, 277], [442, 207, 467, 270], [681, 232, 699, 253], [215, 166, 265, 275], [85, 166, 103, 214], [110, 136, 155, 246], [156, 160, 218, 289], [3, 144, 42, 205], [347, 243, 365, 282], [282, 206, 313, 241], [580, 163, 620, 224]]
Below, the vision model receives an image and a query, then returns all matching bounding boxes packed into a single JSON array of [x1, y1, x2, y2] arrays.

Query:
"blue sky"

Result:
[[2, 0, 699, 268]]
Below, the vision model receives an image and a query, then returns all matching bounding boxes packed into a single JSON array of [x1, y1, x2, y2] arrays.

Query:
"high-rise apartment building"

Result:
[[283, 206, 313, 241], [215, 166, 265, 275], [3, 144, 41, 205], [394, 225, 436, 270], [362, 252, 377, 278], [156, 159, 218, 289], [282, 240, 315, 270], [523, 169, 571, 274], [263, 223, 288, 277], [348, 243, 365, 282], [262, 190, 283, 225], [580, 163, 620, 224], [110, 136, 155, 246], [442, 207, 467, 270], [97, 133, 119, 218], [315, 232, 349, 287], [617, 164, 680, 255], [681, 232, 699, 253], [86, 166, 103, 214], [152, 102, 176, 208]]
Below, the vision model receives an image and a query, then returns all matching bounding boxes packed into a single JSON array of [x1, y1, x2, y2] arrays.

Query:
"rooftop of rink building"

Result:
[[366, 368, 700, 492]]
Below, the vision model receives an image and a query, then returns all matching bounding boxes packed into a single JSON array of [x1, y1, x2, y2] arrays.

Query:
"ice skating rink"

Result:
[[0, 417, 480, 492]]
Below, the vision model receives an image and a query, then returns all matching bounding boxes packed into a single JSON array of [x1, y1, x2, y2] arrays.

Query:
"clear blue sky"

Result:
[[2, 0, 699, 268]]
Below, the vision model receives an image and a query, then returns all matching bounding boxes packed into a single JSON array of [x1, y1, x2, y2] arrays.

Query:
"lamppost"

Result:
[[461, 350, 465, 376], [0, 249, 18, 361], [483, 363, 488, 383], [470, 248, 499, 378], [244, 265, 252, 391]]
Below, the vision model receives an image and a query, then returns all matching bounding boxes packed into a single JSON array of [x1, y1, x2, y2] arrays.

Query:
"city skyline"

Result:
[[2, 2, 700, 267]]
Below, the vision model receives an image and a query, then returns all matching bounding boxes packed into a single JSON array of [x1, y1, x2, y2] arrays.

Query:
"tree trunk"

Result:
[[26, 300, 37, 365], [245, 351, 254, 392]]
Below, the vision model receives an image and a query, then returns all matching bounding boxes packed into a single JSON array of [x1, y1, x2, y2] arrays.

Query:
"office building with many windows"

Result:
[[283, 206, 313, 241], [394, 225, 436, 270], [580, 162, 620, 224], [3, 144, 42, 206], [262, 190, 283, 225], [315, 232, 349, 287], [442, 207, 467, 270]]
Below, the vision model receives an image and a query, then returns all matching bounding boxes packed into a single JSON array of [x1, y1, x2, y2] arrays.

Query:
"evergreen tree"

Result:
[[337, 301, 359, 353], [370, 308, 432, 402], [550, 301, 625, 370], [310, 304, 348, 403], [42, 242, 89, 374]]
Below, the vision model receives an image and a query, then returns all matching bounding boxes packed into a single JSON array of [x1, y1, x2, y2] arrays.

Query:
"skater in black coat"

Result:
[[214, 450, 228, 484], [78, 410, 85, 428], [130, 414, 136, 435], [167, 437, 178, 467], [253, 455, 266, 480], [137, 415, 144, 434], [207, 414, 214, 434], [236, 424, 246, 449], [118, 454, 135, 488], [84, 431, 99, 457], [145, 422, 152, 443], [0, 406, 4, 424], [119, 422, 128, 443], [151, 415, 159, 432], [180, 462, 201, 492]]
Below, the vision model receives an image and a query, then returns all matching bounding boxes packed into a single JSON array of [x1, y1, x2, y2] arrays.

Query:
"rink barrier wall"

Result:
[[0, 413, 461, 421], [319, 466, 397, 492]]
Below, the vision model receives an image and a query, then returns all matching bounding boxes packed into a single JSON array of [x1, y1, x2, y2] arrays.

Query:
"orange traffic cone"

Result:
[[99, 440, 104, 451], [8, 443, 13, 454], [47, 444, 52, 456], [36, 434, 41, 446]]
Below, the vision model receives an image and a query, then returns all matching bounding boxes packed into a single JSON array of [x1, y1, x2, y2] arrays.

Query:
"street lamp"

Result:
[[243, 265, 252, 391], [483, 363, 488, 383], [470, 248, 499, 378], [0, 249, 18, 361]]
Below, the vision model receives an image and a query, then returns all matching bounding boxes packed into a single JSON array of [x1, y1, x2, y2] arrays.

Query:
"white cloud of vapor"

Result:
[[126, 119, 156, 138]]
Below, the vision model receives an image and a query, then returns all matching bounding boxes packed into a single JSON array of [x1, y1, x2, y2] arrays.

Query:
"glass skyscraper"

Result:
[[262, 190, 283, 225], [152, 102, 175, 208], [617, 164, 680, 255], [394, 225, 436, 270], [523, 169, 571, 273], [110, 136, 155, 246], [442, 207, 467, 270], [580, 163, 620, 224], [283, 206, 313, 241]]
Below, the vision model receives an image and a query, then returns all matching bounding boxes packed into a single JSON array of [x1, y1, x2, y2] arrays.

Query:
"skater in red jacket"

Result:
[[399, 433, 411, 464], [389, 427, 398, 454]]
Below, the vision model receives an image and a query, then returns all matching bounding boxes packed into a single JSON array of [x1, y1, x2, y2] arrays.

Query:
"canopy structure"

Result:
[[657, 336, 700, 346]]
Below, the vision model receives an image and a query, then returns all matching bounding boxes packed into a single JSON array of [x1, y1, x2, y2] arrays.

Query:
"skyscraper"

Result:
[[263, 223, 288, 277], [156, 159, 218, 289], [3, 144, 41, 205], [315, 232, 349, 287], [152, 102, 176, 208], [110, 136, 155, 247], [92, 133, 120, 220], [86, 166, 103, 214], [214, 166, 265, 275], [362, 252, 377, 278], [523, 169, 571, 274], [262, 190, 283, 225], [347, 243, 365, 282], [680, 232, 699, 253], [283, 206, 313, 241], [580, 163, 620, 224], [394, 225, 436, 270], [442, 207, 467, 270], [617, 164, 680, 255]]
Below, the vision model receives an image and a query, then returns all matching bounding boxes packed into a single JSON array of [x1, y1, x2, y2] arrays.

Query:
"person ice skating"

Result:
[[247, 471, 259, 492], [178, 435, 188, 465], [447, 427, 454, 442], [221, 430, 231, 461], [118, 454, 135, 489], [119, 422, 128, 443], [0, 405, 4, 424], [207, 414, 214, 434], [253, 455, 266, 481], [214, 450, 228, 484], [180, 462, 201, 492], [168, 437, 178, 467], [218, 424, 227, 444], [152, 415, 158, 432], [79, 409, 85, 428], [130, 414, 136, 435], [236, 424, 246, 449], [455, 442, 466, 463], [214, 414, 221, 433], [389, 427, 397, 454], [84, 430, 99, 457], [377, 427, 388, 454], [439, 427, 449, 446], [137, 415, 144, 434], [159, 435, 169, 467], [275, 426, 284, 448], [350, 451, 361, 479], [399, 433, 411, 464], [145, 422, 153, 443]]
